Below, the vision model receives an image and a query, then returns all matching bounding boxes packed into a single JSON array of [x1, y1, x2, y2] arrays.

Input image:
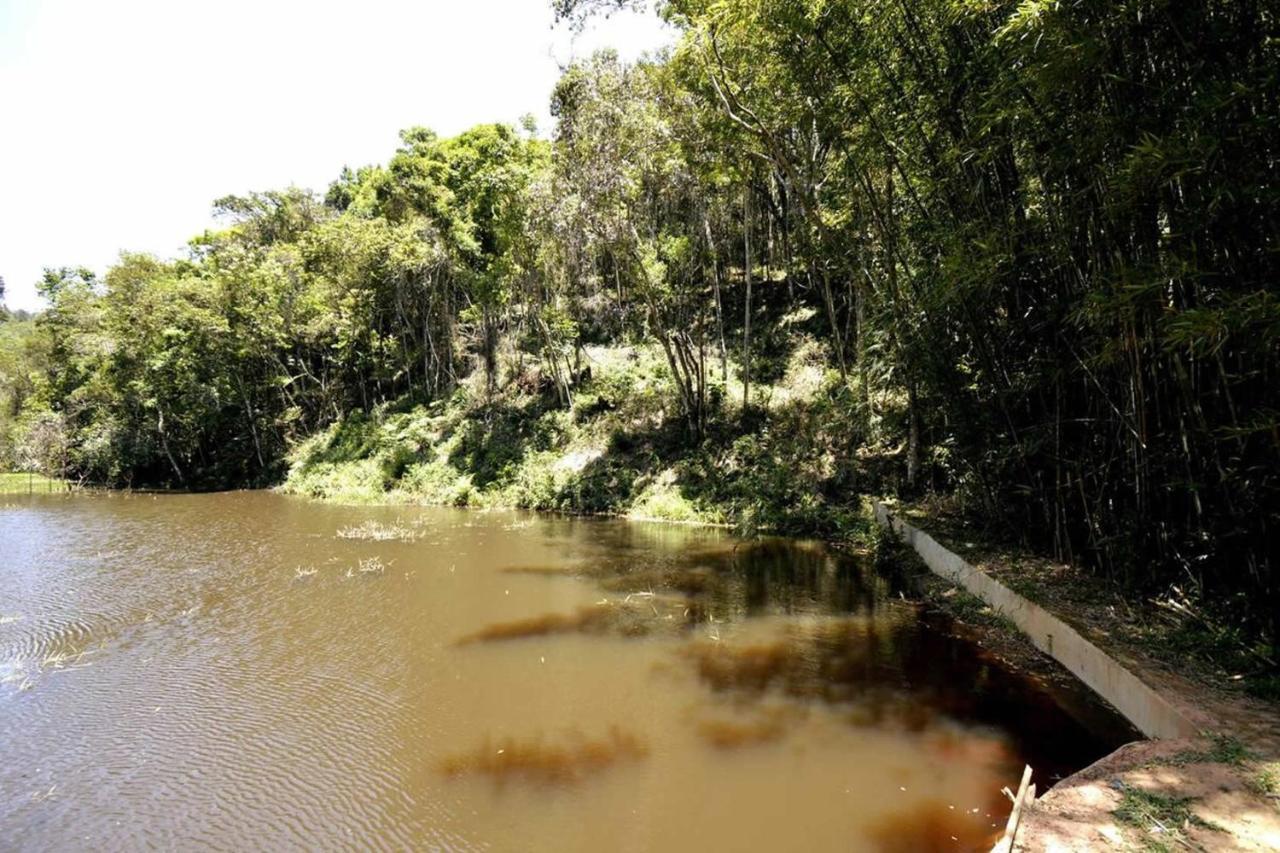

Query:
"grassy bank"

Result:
[[281, 337, 892, 544], [0, 472, 70, 494]]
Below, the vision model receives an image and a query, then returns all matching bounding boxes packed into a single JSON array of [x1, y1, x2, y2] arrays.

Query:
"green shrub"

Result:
[[400, 459, 473, 506]]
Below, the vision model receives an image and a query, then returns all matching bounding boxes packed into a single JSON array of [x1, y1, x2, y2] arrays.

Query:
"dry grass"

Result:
[[0, 660, 32, 691], [1248, 763, 1278, 800], [1, 644, 97, 693]]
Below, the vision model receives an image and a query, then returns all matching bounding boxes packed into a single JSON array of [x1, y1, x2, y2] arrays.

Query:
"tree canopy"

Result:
[[3, 0, 1277, 644]]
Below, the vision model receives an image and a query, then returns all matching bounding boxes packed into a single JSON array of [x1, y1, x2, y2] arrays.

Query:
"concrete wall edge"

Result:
[[873, 501, 1198, 741]]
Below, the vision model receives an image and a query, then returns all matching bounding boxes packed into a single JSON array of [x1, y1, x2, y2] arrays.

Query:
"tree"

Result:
[[551, 50, 724, 435], [4, 0, 1276, 641]]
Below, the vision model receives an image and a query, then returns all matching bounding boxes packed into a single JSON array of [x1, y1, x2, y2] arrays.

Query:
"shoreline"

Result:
[[871, 501, 1280, 851]]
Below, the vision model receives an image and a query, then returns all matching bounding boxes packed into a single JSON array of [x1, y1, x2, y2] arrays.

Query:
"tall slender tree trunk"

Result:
[[236, 374, 265, 471], [856, 280, 870, 417], [482, 308, 498, 396], [156, 408, 184, 485], [742, 185, 753, 414], [906, 378, 920, 491], [704, 213, 729, 383], [884, 170, 920, 490]]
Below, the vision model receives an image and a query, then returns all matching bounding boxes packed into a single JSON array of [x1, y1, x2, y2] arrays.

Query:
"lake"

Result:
[[0, 492, 1136, 851]]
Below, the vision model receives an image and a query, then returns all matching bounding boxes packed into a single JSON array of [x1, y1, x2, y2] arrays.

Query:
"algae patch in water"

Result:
[[500, 565, 581, 578], [335, 520, 422, 541], [503, 563, 720, 597], [597, 565, 718, 596], [453, 599, 695, 645], [694, 706, 802, 749], [440, 727, 649, 785]]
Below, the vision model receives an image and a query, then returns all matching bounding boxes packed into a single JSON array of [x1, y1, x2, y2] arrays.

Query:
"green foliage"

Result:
[[0, 315, 43, 468], [1112, 782, 1222, 849], [399, 460, 474, 507], [4, 0, 1279, 658], [0, 472, 70, 494], [1169, 734, 1254, 768], [1248, 766, 1278, 800], [279, 342, 877, 538]]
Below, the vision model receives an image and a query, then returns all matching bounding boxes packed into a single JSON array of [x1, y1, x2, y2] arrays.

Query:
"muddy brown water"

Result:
[[0, 492, 1137, 851]]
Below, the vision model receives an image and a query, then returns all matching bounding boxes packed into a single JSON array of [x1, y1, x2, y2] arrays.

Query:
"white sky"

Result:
[[0, 0, 673, 312]]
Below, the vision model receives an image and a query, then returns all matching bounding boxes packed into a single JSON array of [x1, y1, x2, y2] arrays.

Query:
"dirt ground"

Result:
[[888, 500, 1280, 851], [1018, 738, 1280, 852]]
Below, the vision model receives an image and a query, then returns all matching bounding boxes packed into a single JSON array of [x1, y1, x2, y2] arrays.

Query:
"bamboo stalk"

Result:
[[993, 765, 1034, 853]]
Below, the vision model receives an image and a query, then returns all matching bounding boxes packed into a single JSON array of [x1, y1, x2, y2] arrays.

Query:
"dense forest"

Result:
[[2, 0, 1277, 645]]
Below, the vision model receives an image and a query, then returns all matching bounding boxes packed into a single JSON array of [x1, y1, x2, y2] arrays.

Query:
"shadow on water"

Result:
[[491, 533, 1140, 788], [501, 536, 903, 620], [453, 601, 691, 645], [679, 614, 1133, 785], [864, 796, 1010, 852]]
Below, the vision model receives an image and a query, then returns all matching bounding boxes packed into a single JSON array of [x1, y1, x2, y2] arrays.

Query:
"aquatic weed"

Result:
[[336, 520, 421, 542], [344, 556, 390, 578]]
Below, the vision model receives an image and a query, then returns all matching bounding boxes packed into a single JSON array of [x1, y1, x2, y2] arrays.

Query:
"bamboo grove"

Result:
[[2, 0, 1277, 640]]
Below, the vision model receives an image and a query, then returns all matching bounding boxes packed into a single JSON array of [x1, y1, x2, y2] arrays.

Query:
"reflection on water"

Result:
[[864, 795, 1013, 853], [0, 492, 1137, 851]]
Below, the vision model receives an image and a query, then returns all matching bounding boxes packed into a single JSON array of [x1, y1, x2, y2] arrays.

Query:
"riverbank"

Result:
[[280, 340, 880, 543], [278, 339, 1280, 846], [874, 504, 1280, 851], [0, 472, 70, 494], [279, 335, 1280, 692]]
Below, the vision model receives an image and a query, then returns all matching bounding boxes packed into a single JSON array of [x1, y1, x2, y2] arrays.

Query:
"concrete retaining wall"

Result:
[[874, 502, 1197, 740]]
